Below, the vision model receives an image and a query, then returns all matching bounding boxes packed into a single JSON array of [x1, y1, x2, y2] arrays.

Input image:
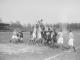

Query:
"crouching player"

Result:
[[10, 30, 19, 43], [68, 30, 76, 52]]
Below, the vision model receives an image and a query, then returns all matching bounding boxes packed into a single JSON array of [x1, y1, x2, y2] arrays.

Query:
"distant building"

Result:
[[0, 23, 11, 32]]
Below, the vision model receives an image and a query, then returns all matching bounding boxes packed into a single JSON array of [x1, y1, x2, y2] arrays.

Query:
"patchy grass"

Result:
[[0, 43, 48, 55], [0, 31, 80, 60]]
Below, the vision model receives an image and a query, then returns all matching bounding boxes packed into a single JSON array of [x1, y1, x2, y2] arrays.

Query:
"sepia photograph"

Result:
[[0, 0, 80, 60]]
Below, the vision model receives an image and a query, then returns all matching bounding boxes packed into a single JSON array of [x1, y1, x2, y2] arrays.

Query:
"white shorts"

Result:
[[33, 33, 36, 38], [37, 33, 41, 39], [11, 35, 18, 40], [57, 37, 63, 44], [31, 33, 36, 40], [68, 39, 74, 46], [20, 38, 23, 41]]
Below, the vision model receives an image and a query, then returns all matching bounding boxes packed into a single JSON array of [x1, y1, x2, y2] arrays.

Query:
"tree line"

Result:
[[0, 20, 80, 32]]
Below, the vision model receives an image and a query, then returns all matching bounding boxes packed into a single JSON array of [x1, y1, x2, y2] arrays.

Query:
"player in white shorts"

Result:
[[57, 30, 64, 49], [68, 30, 76, 52], [57, 31, 63, 45]]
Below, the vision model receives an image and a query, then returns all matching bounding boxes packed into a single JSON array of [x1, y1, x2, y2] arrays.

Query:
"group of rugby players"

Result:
[[31, 20, 76, 51], [10, 19, 76, 52]]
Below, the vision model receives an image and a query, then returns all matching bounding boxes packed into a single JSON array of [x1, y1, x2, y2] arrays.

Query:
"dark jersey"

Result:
[[19, 32, 23, 38], [41, 31, 46, 39], [52, 31, 57, 42]]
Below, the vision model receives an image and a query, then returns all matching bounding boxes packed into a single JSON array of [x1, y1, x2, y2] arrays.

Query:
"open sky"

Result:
[[0, 0, 80, 25]]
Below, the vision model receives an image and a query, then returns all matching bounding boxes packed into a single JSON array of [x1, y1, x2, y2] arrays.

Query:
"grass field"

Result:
[[0, 31, 80, 60]]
